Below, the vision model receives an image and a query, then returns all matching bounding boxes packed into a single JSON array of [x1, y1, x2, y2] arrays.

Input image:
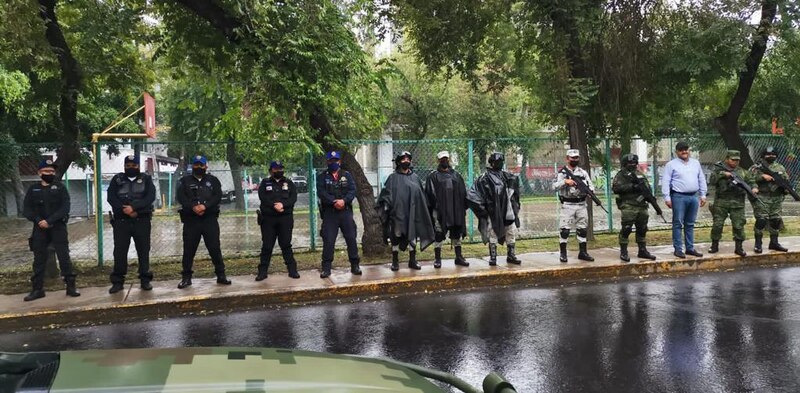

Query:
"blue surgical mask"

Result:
[[328, 162, 340, 172]]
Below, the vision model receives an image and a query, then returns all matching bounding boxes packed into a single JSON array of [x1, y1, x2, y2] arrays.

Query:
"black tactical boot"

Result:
[[217, 274, 232, 285], [391, 251, 400, 271], [434, 247, 442, 269], [769, 234, 788, 252], [708, 240, 719, 254], [559, 243, 568, 263], [350, 263, 362, 275], [734, 240, 746, 257], [140, 280, 153, 291], [454, 246, 469, 267], [255, 271, 268, 281], [637, 242, 656, 260], [178, 277, 192, 289], [408, 251, 421, 270], [109, 282, 125, 294], [488, 244, 497, 266], [506, 244, 521, 265], [24, 289, 45, 302], [288, 264, 301, 278], [753, 234, 763, 254], [619, 244, 630, 263], [65, 278, 80, 297], [578, 242, 594, 262]]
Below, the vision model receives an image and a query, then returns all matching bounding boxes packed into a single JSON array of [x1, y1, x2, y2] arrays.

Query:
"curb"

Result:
[[1, 250, 799, 332]]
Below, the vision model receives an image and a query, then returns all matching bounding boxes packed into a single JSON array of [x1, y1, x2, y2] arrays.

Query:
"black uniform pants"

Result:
[[259, 214, 297, 273], [320, 209, 359, 271], [111, 216, 153, 284], [30, 223, 74, 290], [181, 214, 225, 278]]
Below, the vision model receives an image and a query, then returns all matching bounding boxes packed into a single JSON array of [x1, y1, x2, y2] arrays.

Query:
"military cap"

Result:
[[269, 160, 284, 169], [191, 155, 208, 165], [567, 149, 580, 157], [725, 150, 741, 160], [38, 159, 57, 170], [124, 155, 139, 165], [325, 151, 341, 160]]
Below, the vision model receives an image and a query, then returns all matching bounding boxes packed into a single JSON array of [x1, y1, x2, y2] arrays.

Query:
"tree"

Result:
[[154, 0, 389, 255]]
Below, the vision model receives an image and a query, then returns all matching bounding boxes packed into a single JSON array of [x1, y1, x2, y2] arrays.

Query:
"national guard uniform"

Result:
[[317, 151, 361, 278], [749, 146, 789, 253], [256, 160, 300, 281], [553, 149, 594, 262], [612, 154, 656, 262], [709, 150, 758, 256], [107, 155, 156, 293], [466, 152, 521, 265], [176, 155, 231, 288], [22, 159, 80, 301]]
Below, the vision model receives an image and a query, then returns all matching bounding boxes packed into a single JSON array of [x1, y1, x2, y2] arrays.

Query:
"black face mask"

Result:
[[192, 167, 206, 177], [41, 174, 55, 184], [568, 159, 580, 167], [272, 171, 284, 179], [399, 162, 411, 170], [764, 156, 777, 164], [490, 161, 503, 170], [438, 161, 450, 170], [626, 163, 638, 171], [125, 168, 140, 177]]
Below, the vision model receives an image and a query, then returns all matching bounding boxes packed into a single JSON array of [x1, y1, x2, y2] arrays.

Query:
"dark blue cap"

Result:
[[325, 151, 341, 160], [38, 159, 57, 170], [191, 155, 207, 165], [269, 160, 284, 169], [124, 155, 139, 165]]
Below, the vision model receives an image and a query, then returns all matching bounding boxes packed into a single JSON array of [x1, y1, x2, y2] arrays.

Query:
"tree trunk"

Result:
[[10, 158, 26, 217], [714, 0, 777, 168], [38, 0, 83, 179], [310, 109, 385, 257], [226, 140, 246, 210]]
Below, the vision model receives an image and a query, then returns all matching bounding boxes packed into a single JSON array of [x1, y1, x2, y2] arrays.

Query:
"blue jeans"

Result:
[[671, 193, 699, 252]]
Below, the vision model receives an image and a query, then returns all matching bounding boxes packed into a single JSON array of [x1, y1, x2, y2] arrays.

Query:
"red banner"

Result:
[[144, 92, 156, 138]]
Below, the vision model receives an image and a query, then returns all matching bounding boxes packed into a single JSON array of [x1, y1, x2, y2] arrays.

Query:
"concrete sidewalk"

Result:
[[3, 237, 800, 332]]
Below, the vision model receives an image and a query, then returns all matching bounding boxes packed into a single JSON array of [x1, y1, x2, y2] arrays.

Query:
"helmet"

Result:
[[395, 151, 412, 162], [488, 152, 504, 170], [761, 146, 777, 157], [621, 154, 638, 166]]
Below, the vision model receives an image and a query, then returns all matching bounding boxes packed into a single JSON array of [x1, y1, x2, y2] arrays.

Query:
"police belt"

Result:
[[559, 197, 586, 203]]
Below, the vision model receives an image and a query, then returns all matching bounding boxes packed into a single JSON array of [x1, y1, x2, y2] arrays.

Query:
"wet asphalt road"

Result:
[[4, 267, 800, 392]]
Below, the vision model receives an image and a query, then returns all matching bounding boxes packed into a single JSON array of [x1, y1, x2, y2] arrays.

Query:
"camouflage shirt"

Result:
[[612, 168, 650, 208], [749, 161, 788, 197], [710, 162, 757, 200]]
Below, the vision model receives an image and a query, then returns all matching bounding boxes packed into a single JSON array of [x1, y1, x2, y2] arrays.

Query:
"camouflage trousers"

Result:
[[710, 199, 746, 241], [751, 195, 784, 237], [618, 205, 649, 246], [488, 223, 516, 245]]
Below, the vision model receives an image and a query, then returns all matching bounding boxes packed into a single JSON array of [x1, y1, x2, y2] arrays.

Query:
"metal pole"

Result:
[[93, 140, 104, 266], [64, 166, 69, 192], [307, 144, 317, 251], [467, 139, 475, 242], [168, 172, 172, 211], [605, 138, 613, 232]]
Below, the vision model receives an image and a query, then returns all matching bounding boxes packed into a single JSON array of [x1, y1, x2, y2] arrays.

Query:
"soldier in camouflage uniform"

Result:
[[612, 154, 657, 263], [708, 150, 759, 257], [749, 146, 789, 253]]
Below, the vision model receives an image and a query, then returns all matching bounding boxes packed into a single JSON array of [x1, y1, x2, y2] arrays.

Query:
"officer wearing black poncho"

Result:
[[467, 152, 522, 265], [377, 151, 436, 271], [424, 151, 469, 268]]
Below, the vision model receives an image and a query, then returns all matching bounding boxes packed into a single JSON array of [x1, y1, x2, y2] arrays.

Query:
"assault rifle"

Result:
[[757, 162, 800, 201], [714, 162, 765, 206], [628, 172, 668, 224], [560, 166, 608, 214]]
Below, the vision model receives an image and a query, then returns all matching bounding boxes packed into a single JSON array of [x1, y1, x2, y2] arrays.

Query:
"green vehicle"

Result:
[[0, 347, 517, 392]]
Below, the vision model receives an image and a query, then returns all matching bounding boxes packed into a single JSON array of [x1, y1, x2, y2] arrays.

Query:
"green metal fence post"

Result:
[[64, 166, 69, 192], [307, 143, 317, 251], [467, 139, 475, 242], [94, 141, 104, 266], [168, 172, 173, 211], [243, 168, 249, 212], [604, 138, 613, 232]]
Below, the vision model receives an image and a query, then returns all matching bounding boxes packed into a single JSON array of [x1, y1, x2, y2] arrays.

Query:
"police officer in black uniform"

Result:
[[22, 159, 80, 301], [317, 151, 361, 278], [256, 160, 301, 281], [107, 155, 156, 293], [176, 155, 231, 289]]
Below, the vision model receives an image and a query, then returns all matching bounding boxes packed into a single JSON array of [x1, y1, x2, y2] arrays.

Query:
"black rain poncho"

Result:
[[377, 170, 436, 251]]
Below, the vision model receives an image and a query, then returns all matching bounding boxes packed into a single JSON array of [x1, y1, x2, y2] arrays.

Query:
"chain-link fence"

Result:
[[0, 135, 797, 269]]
